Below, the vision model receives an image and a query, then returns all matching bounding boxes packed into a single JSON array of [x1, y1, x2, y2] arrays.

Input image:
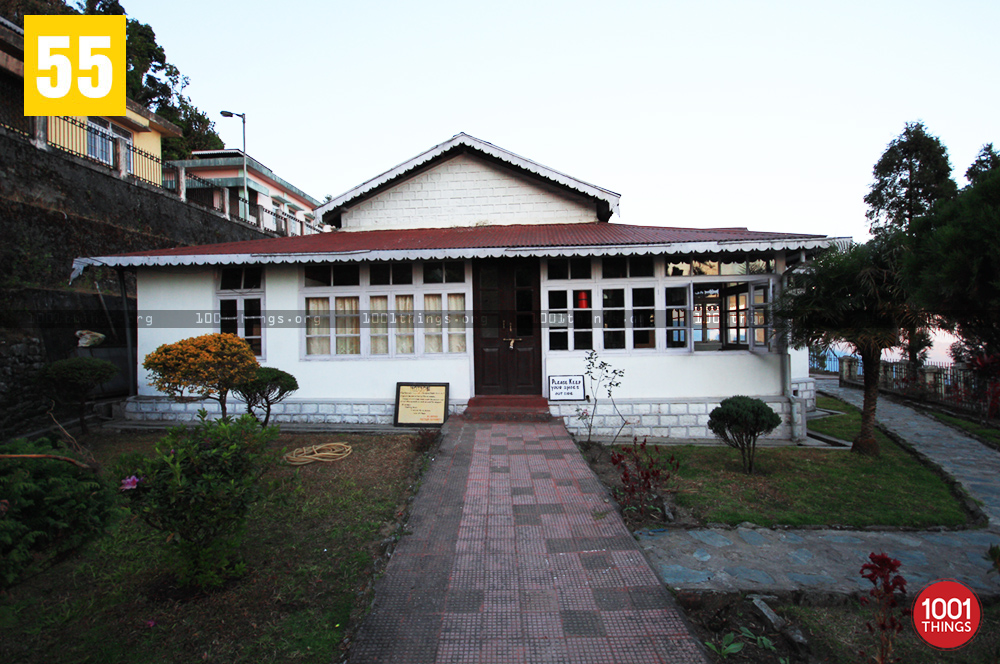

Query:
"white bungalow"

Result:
[[73, 133, 841, 440]]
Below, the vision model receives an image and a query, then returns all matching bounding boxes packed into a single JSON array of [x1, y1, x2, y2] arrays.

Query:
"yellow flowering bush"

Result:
[[143, 333, 259, 418]]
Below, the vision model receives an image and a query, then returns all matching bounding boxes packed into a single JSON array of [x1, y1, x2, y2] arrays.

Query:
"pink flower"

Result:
[[145, 619, 156, 628], [120, 475, 140, 491]]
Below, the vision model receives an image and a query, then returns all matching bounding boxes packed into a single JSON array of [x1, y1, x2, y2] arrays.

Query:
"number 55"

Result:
[[36, 35, 113, 99]]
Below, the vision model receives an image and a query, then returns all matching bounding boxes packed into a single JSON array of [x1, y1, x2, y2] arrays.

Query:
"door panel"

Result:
[[473, 258, 541, 395]]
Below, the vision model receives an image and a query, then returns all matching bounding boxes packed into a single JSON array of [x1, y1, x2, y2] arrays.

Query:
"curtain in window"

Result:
[[424, 294, 443, 353], [335, 296, 360, 355], [396, 294, 415, 355], [448, 293, 466, 352], [306, 297, 330, 355], [370, 296, 389, 355]]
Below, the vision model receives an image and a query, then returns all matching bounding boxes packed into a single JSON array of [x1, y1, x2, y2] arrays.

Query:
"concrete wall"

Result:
[[342, 153, 598, 231], [0, 127, 271, 292]]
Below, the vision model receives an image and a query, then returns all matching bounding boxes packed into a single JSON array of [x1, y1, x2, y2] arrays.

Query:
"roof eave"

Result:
[[72, 237, 844, 276]]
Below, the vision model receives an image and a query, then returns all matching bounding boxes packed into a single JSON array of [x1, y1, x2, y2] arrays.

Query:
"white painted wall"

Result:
[[544, 351, 784, 400], [137, 265, 475, 402], [136, 266, 216, 396], [790, 345, 810, 379], [341, 153, 598, 231]]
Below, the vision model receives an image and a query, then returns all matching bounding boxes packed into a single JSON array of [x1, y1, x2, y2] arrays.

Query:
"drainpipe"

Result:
[[776, 253, 805, 442]]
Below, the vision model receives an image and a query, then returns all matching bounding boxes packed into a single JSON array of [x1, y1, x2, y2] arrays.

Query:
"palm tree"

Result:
[[775, 237, 914, 456]]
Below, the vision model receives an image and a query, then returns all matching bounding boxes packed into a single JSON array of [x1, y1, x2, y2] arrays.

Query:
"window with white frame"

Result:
[[218, 266, 264, 356], [302, 262, 468, 358], [544, 256, 775, 354], [87, 117, 133, 172]]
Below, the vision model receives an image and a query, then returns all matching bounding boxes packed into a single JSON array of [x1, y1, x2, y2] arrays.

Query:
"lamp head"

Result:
[[220, 110, 234, 118]]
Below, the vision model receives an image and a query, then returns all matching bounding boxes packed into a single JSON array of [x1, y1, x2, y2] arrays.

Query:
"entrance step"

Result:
[[462, 395, 552, 422]]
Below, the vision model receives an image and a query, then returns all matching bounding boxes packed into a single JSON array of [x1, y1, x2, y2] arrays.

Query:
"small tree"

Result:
[[232, 367, 299, 426], [707, 396, 781, 474], [143, 333, 258, 418], [0, 438, 116, 589], [37, 357, 118, 434], [775, 238, 915, 456], [116, 412, 279, 588], [575, 350, 627, 444], [859, 552, 908, 664]]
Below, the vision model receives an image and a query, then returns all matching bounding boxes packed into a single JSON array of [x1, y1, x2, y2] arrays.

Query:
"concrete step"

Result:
[[462, 395, 552, 422]]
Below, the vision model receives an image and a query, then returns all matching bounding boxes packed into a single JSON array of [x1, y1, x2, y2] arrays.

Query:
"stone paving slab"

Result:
[[638, 526, 1000, 597], [349, 417, 708, 664]]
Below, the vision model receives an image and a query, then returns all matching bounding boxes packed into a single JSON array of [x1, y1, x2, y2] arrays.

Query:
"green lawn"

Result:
[[655, 396, 971, 528], [0, 428, 428, 664]]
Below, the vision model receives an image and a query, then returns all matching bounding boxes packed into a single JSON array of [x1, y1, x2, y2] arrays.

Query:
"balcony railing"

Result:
[[0, 75, 320, 237]]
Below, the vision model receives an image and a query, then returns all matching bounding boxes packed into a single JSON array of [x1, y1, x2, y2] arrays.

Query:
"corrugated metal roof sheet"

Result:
[[112, 223, 827, 259]]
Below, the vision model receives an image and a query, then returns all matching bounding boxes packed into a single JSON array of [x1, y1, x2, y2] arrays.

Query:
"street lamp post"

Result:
[[220, 110, 248, 222]]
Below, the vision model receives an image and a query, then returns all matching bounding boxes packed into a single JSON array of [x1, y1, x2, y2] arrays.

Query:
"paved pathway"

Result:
[[350, 417, 708, 664], [639, 379, 1000, 597]]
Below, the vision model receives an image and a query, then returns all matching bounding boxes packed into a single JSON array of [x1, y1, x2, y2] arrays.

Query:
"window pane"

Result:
[[550, 331, 568, 350], [604, 310, 625, 329], [220, 268, 242, 290], [306, 297, 330, 355], [425, 294, 443, 354], [666, 261, 690, 277], [243, 267, 262, 290], [444, 261, 465, 283], [630, 255, 654, 277], [333, 264, 360, 286], [603, 289, 625, 308], [392, 263, 413, 284], [369, 263, 391, 286], [548, 291, 567, 309], [335, 296, 360, 355], [604, 330, 625, 349], [574, 331, 593, 350], [244, 298, 262, 338], [691, 260, 719, 276], [633, 287, 654, 307], [548, 259, 568, 280], [720, 261, 746, 276], [573, 289, 592, 310], [424, 262, 444, 283], [304, 266, 331, 287], [570, 258, 591, 279], [220, 299, 238, 335], [665, 287, 687, 307], [633, 330, 655, 349], [602, 256, 627, 279]]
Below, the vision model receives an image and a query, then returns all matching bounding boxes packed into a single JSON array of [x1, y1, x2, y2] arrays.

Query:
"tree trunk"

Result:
[[853, 350, 881, 457]]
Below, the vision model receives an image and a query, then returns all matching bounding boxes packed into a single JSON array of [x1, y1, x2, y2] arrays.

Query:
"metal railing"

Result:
[[840, 357, 999, 420]]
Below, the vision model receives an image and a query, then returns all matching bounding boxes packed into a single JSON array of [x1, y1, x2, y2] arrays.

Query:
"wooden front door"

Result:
[[473, 258, 542, 395]]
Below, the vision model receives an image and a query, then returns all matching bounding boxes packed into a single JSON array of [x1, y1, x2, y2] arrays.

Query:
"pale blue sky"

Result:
[[130, 0, 999, 245]]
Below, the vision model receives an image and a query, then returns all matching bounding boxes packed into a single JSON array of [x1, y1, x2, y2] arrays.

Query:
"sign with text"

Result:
[[548, 375, 585, 401], [394, 383, 449, 427], [24, 14, 126, 116]]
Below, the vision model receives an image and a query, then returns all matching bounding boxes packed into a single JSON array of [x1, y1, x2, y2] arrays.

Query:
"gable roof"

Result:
[[315, 133, 622, 222], [71, 222, 845, 276]]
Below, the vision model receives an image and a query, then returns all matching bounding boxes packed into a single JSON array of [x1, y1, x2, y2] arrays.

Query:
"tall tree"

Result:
[[904, 168, 1000, 356], [776, 237, 915, 456], [965, 143, 1000, 187], [864, 121, 958, 236]]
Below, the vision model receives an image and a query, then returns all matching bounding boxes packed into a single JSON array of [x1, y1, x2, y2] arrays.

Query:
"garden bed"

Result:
[[0, 426, 435, 664]]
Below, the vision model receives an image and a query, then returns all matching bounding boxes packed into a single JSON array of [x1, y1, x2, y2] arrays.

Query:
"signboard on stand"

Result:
[[394, 383, 449, 427]]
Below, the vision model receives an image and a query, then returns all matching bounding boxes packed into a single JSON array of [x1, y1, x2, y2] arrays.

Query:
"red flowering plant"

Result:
[[858, 552, 908, 664], [609, 437, 678, 522]]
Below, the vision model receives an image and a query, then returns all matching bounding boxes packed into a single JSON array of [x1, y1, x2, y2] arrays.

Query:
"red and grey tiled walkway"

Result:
[[349, 417, 708, 664]]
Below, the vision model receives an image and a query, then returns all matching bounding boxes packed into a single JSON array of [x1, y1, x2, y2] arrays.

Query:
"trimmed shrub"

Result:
[[707, 396, 782, 474], [37, 357, 118, 434], [0, 438, 116, 589], [115, 412, 279, 588], [233, 367, 299, 426], [142, 333, 258, 418]]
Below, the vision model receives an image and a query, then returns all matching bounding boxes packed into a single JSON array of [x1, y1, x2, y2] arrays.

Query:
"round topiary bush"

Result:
[[233, 366, 299, 426], [707, 396, 782, 474]]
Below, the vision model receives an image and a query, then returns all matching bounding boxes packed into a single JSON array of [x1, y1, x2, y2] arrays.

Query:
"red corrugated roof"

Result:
[[114, 223, 826, 258]]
